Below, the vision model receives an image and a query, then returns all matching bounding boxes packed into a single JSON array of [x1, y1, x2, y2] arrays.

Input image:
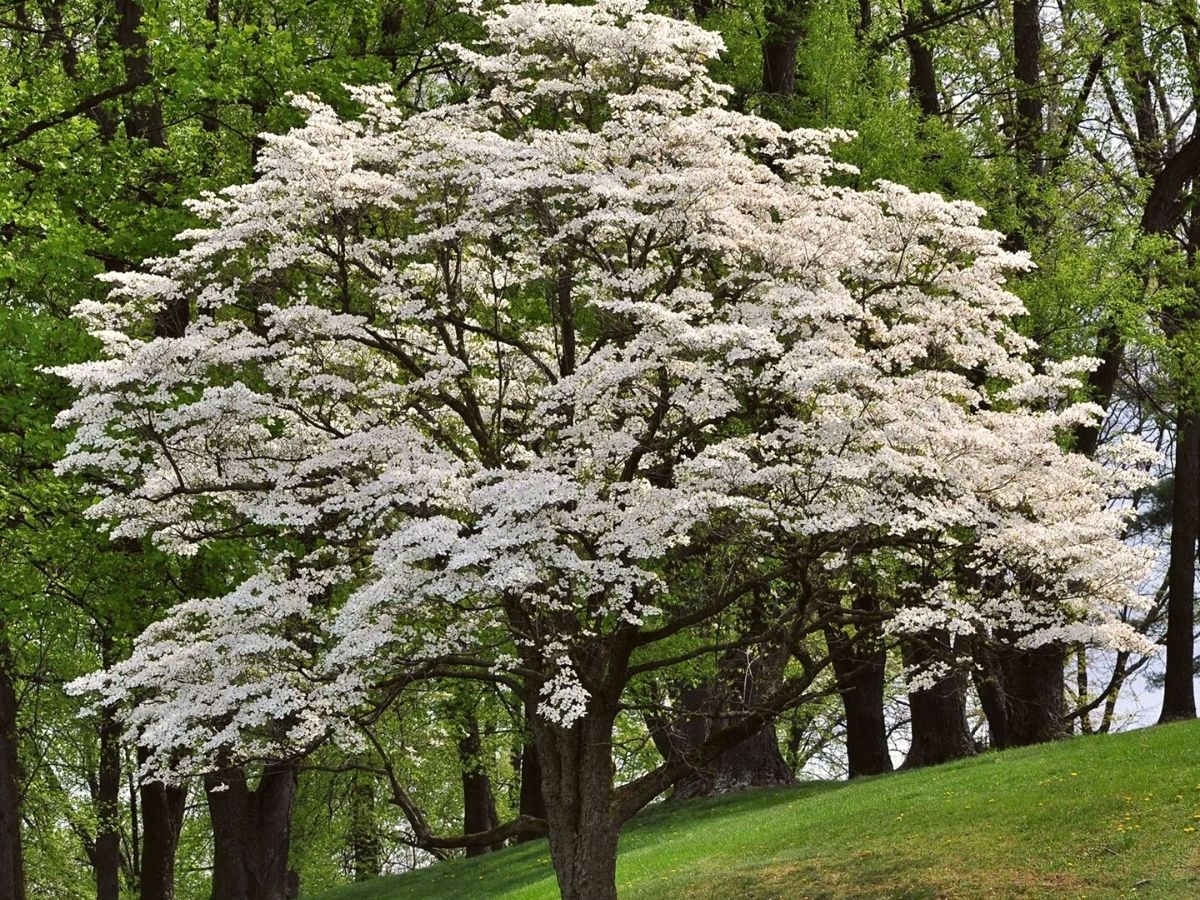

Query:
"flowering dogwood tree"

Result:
[[57, 1, 1152, 896]]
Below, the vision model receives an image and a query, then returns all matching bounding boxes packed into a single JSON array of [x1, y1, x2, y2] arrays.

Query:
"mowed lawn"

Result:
[[314, 720, 1200, 899]]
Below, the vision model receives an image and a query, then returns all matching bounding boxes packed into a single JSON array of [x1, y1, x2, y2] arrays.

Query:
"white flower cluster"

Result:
[[57, 0, 1152, 773]]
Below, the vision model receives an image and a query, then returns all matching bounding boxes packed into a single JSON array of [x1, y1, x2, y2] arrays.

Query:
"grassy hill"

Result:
[[315, 721, 1200, 899]]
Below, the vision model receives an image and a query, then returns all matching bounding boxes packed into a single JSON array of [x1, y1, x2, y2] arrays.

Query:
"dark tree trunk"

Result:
[[139, 754, 187, 900], [96, 706, 122, 900], [973, 640, 1013, 749], [1004, 644, 1066, 744], [517, 697, 546, 838], [0, 641, 25, 900], [902, 640, 974, 769], [904, 2, 941, 117], [458, 717, 502, 856], [1160, 409, 1200, 722], [669, 715, 792, 801], [856, 0, 871, 37], [762, 36, 798, 97], [1012, 0, 1044, 176], [974, 641, 1065, 748], [534, 706, 621, 900], [762, 1, 806, 97], [657, 647, 793, 799], [1075, 647, 1093, 735], [825, 596, 893, 778], [115, 0, 166, 147], [205, 764, 298, 900]]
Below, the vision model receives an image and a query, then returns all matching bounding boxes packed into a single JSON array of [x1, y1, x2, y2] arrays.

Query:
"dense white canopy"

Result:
[[57, 0, 1151, 778]]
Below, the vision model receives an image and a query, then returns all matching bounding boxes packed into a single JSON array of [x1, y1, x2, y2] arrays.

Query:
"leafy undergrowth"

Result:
[[313, 721, 1200, 899]]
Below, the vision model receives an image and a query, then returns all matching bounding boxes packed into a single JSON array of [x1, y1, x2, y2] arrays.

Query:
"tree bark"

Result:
[[974, 640, 1065, 748], [115, 0, 166, 147], [95, 705, 122, 900], [458, 716, 502, 856], [0, 639, 25, 900], [902, 639, 974, 768], [656, 647, 793, 799], [669, 715, 792, 800], [205, 764, 298, 900], [762, 35, 799, 97], [517, 696, 546, 838], [1160, 409, 1200, 722], [139, 753, 187, 900], [533, 705, 621, 900], [904, 1, 941, 117], [1004, 644, 1066, 744], [762, 1, 807, 97], [1012, 0, 1044, 176], [825, 596, 893, 778]]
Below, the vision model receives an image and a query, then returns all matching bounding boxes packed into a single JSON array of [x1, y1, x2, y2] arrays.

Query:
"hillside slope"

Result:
[[315, 721, 1200, 899]]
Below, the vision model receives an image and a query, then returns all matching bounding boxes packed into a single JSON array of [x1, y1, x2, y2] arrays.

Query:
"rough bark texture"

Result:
[[1006, 644, 1066, 744], [904, 1, 941, 117], [534, 706, 620, 900], [1012, 0, 1044, 175], [825, 607, 893, 777], [96, 706, 122, 900], [974, 639, 1066, 748], [115, 0, 166, 147], [655, 648, 794, 799], [517, 695, 546, 840], [459, 717, 502, 856], [762, 1, 806, 97], [139, 763, 187, 900], [205, 765, 298, 900], [0, 643, 25, 900], [668, 712, 793, 801], [1160, 409, 1200, 722], [761, 35, 798, 97], [902, 640, 974, 769]]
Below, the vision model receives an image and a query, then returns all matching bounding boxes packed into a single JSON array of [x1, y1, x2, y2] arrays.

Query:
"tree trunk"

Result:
[[1160, 409, 1200, 722], [518, 703, 547, 828], [762, 1, 806, 97], [904, 1, 941, 117], [974, 640, 1065, 748], [973, 640, 1013, 749], [139, 756, 187, 900], [1003, 644, 1066, 744], [658, 647, 793, 799], [96, 705, 122, 900], [459, 716, 502, 856], [205, 764, 298, 900], [1075, 646, 1093, 735], [1012, 0, 1044, 176], [115, 0, 166, 147], [534, 706, 621, 900], [0, 641, 25, 900], [902, 640, 974, 768], [762, 36, 798, 97], [669, 717, 793, 800], [825, 596, 893, 778]]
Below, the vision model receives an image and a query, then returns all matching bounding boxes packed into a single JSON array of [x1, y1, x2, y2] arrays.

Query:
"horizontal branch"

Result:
[[1, 78, 145, 149]]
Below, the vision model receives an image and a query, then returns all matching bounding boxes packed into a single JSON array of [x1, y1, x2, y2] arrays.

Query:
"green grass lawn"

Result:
[[314, 721, 1200, 899]]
